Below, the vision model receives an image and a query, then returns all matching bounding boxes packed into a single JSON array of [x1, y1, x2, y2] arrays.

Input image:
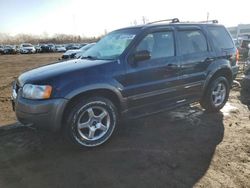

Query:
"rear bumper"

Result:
[[14, 95, 68, 131]]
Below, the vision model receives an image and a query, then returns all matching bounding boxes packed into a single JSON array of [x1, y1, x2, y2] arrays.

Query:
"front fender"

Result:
[[64, 83, 123, 100]]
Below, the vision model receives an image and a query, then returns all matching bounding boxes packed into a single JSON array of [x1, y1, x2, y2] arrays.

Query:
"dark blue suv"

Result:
[[12, 19, 239, 147]]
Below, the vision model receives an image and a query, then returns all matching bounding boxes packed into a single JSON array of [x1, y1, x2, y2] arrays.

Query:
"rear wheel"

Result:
[[200, 76, 230, 112], [64, 97, 118, 147]]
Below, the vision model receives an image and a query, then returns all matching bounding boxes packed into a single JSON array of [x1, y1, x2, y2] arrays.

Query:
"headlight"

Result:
[[22, 84, 52, 99]]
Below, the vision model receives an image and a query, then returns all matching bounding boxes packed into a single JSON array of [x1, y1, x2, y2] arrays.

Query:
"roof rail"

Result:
[[147, 18, 180, 25], [198, 20, 219, 24]]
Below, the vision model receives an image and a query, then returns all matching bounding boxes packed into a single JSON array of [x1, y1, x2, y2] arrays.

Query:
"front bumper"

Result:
[[21, 49, 35, 54], [13, 92, 68, 131]]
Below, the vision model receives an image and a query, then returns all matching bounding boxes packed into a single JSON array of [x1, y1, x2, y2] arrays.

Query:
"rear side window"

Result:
[[178, 30, 208, 55], [207, 26, 234, 49]]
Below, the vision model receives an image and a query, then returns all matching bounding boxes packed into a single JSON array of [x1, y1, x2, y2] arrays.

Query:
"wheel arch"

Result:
[[203, 67, 233, 97], [62, 86, 125, 125]]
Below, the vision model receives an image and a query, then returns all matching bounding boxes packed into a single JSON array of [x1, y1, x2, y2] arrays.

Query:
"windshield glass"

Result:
[[82, 29, 138, 60]]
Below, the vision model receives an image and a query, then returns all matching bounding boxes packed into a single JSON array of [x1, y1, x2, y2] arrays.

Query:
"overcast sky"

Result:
[[0, 0, 249, 37]]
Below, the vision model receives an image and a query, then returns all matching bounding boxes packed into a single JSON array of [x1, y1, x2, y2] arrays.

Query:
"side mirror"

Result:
[[248, 44, 250, 49], [133, 50, 151, 63]]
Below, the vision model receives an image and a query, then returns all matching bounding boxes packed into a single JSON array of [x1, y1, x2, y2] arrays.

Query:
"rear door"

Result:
[[176, 27, 213, 101]]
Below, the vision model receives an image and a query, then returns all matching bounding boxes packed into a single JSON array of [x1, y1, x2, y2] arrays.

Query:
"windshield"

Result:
[[82, 29, 138, 60]]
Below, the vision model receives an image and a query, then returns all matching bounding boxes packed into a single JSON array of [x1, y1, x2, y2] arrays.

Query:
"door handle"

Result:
[[203, 57, 214, 63]]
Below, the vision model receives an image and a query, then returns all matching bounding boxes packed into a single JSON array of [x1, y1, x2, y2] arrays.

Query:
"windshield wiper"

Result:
[[81, 55, 97, 60]]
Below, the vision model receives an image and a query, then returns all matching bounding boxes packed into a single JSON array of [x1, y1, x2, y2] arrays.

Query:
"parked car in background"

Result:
[[62, 43, 95, 59], [14, 45, 20, 53], [65, 43, 80, 50], [20, 43, 36, 54], [35, 45, 42, 53], [62, 43, 90, 59], [55, 45, 66, 52], [75, 43, 96, 58], [238, 39, 250, 60], [40, 44, 53, 53], [12, 19, 239, 147], [3, 45, 17, 54], [248, 44, 250, 58], [47, 44, 56, 52], [241, 59, 250, 107], [0, 45, 4, 54]]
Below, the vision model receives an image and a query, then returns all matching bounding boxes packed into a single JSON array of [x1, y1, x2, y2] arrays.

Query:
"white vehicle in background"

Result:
[[62, 43, 95, 59], [20, 43, 36, 54], [55, 45, 66, 52], [75, 43, 96, 58]]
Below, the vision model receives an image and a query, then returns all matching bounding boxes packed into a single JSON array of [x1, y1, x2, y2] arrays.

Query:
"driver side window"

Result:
[[135, 31, 175, 59]]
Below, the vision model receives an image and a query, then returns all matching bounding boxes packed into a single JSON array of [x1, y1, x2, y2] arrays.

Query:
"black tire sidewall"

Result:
[[65, 97, 118, 147]]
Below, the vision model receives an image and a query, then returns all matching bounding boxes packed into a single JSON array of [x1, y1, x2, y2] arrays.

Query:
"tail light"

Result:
[[236, 49, 239, 64]]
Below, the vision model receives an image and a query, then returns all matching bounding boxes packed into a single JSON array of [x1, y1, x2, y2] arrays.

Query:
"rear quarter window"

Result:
[[207, 26, 234, 50]]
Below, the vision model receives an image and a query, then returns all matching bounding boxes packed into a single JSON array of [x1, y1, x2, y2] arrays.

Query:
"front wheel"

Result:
[[200, 76, 230, 112], [64, 97, 118, 147]]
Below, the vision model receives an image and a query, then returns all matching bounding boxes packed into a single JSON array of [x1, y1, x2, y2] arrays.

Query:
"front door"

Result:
[[122, 29, 181, 116]]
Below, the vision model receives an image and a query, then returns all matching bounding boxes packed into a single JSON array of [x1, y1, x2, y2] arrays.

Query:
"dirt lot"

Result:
[[0, 54, 249, 188]]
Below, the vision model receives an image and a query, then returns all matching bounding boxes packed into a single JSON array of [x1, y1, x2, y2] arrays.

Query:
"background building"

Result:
[[228, 24, 250, 40]]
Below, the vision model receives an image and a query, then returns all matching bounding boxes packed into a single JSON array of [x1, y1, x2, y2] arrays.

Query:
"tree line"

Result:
[[0, 33, 101, 45]]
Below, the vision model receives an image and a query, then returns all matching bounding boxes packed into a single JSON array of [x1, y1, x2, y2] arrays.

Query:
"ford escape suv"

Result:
[[11, 19, 239, 147]]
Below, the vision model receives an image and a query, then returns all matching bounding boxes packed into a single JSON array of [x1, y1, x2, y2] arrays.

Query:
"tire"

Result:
[[64, 97, 118, 147], [200, 76, 230, 112]]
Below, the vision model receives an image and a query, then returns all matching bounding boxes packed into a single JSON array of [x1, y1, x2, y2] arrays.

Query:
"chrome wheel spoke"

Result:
[[97, 123, 108, 131], [217, 83, 222, 91], [87, 108, 95, 118], [212, 91, 218, 96], [88, 128, 96, 139], [78, 121, 89, 129], [97, 111, 107, 120], [215, 96, 221, 104]]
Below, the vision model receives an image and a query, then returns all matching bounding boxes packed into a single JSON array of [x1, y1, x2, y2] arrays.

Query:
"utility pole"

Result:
[[142, 16, 146, 24], [133, 20, 137, 26], [207, 12, 209, 22]]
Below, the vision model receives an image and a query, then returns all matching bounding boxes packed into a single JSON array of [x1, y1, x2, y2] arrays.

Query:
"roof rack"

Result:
[[197, 20, 219, 24], [147, 18, 218, 25], [147, 18, 180, 25]]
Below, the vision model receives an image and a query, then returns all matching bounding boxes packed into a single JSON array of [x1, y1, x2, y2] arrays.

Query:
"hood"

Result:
[[64, 49, 81, 55], [18, 58, 114, 86]]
